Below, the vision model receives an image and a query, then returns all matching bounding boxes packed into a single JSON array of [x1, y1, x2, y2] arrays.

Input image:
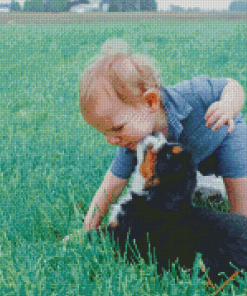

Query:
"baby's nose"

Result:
[[106, 136, 121, 146]]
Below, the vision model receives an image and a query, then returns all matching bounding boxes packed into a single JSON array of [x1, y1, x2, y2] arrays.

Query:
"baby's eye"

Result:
[[112, 125, 124, 132]]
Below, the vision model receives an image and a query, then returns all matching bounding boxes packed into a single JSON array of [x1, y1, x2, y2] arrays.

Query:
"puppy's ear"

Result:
[[172, 146, 192, 172]]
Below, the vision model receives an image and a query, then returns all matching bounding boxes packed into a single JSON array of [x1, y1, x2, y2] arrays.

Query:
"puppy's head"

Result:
[[155, 144, 191, 178], [137, 133, 195, 189]]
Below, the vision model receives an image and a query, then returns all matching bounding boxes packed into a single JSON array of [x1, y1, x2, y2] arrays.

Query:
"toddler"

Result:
[[79, 38, 247, 231]]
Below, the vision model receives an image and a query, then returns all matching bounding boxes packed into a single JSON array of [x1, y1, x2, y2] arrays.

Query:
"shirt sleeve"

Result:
[[190, 75, 228, 107], [110, 147, 137, 179], [173, 75, 229, 166]]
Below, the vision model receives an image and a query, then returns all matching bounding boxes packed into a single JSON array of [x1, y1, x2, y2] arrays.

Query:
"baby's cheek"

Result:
[[132, 121, 152, 138], [124, 112, 153, 140], [136, 121, 150, 132]]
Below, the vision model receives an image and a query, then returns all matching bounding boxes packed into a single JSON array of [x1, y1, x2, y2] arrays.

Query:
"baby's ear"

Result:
[[143, 89, 160, 112]]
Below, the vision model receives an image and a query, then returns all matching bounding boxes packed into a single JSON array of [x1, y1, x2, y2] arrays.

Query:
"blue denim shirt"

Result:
[[110, 75, 247, 179]]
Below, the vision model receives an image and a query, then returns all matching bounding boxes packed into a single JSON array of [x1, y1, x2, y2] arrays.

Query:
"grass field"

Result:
[[0, 20, 247, 295]]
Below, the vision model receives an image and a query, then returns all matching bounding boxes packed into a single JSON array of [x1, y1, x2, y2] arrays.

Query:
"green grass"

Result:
[[0, 21, 247, 295]]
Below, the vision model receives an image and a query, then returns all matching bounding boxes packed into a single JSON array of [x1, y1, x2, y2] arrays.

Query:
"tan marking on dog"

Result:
[[172, 145, 183, 154], [109, 220, 118, 227], [140, 145, 157, 179], [140, 145, 160, 188], [145, 177, 160, 188]]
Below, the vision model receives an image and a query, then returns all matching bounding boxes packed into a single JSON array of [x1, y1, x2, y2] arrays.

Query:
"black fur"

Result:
[[91, 142, 247, 284]]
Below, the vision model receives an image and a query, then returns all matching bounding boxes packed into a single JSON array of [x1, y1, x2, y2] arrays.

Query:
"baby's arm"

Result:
[[205, 78, 245, 133], [84, 167, 128, 231]]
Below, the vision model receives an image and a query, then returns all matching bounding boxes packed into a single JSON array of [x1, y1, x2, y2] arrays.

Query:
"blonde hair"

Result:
[[79, 38, 163, 114]]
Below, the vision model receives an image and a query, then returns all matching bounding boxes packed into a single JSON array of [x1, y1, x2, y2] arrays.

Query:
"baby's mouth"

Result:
[[116, 140, 136, 150], [127, 143, 136, 150]]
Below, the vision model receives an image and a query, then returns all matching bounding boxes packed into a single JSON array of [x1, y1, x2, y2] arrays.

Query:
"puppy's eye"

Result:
[[166, 153, 171, 160]]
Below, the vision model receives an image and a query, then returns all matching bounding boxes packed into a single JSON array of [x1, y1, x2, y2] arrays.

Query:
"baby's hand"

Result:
[[205, 101, 234, 133]]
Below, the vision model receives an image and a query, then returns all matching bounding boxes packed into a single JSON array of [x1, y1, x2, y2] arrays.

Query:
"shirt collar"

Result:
[[161, 85, 193, 142]]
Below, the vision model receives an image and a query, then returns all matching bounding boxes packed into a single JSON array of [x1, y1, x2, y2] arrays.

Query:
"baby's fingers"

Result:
[[205, 102, 220, 120], [205, 110, 222, 128], [211, 116, 234, 133], [227, 118, 234, 133]]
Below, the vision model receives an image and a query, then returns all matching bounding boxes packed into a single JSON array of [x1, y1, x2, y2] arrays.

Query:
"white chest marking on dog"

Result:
[[108, 191, 133, 226], [108, 133, 168, 226]]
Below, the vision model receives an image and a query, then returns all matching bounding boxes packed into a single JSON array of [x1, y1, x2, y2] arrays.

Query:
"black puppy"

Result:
[[96, 133, 247, 284]]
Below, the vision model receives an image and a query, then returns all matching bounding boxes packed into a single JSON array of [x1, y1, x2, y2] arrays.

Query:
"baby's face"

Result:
[[84, 81, 157, 151]]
